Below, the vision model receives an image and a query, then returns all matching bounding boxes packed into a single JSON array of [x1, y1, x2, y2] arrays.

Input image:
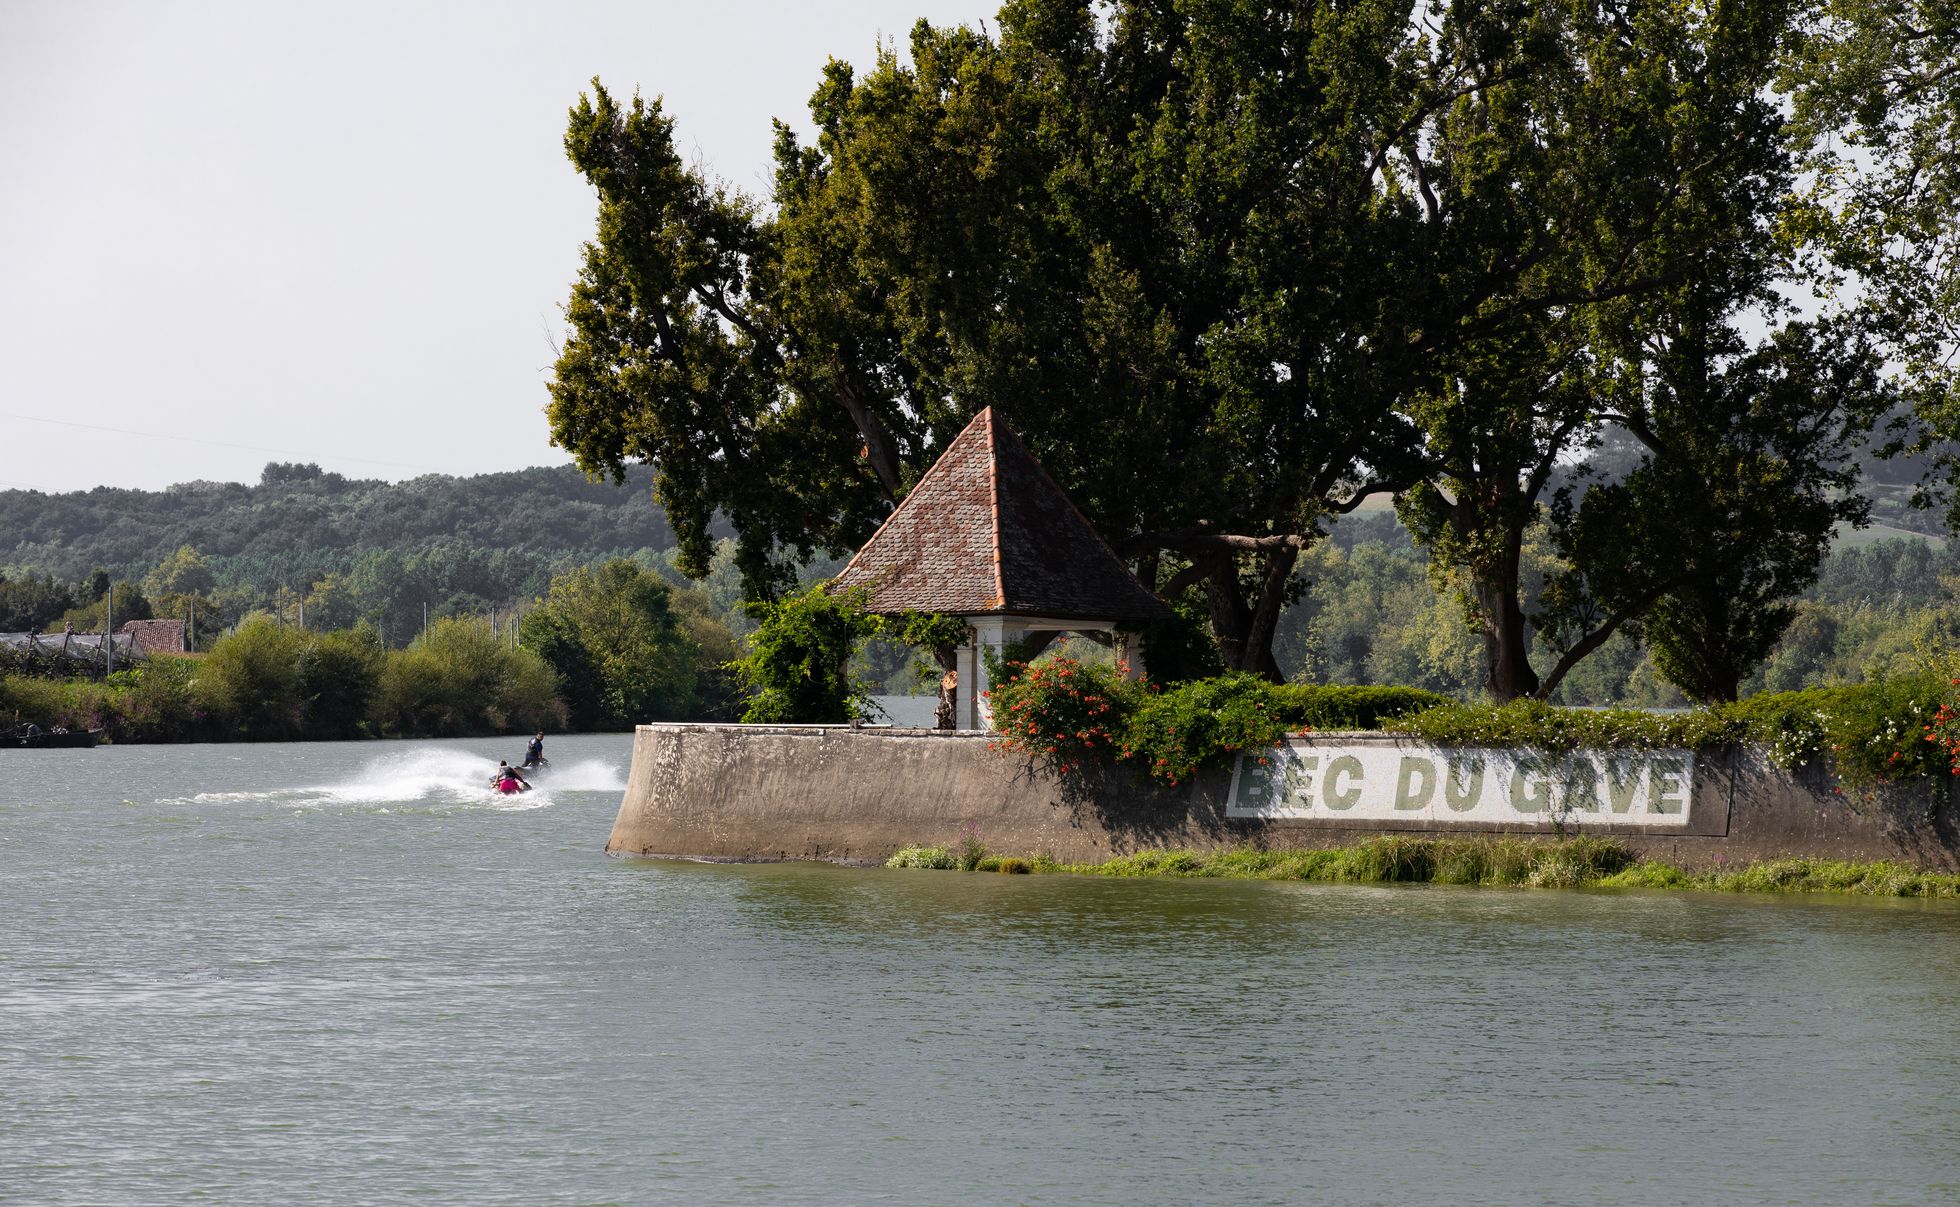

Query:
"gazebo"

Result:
[[832, 407, 1170, 729]]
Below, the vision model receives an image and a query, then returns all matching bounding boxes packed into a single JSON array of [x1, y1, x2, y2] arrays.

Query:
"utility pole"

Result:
[[105, 584, 114, 676]]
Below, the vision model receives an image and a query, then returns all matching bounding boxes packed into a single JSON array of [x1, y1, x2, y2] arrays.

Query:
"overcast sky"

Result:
[[0, 0, 993, 494]]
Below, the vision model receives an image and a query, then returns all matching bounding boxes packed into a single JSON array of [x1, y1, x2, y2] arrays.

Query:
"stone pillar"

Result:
[[1116, 629, 1147, 681], [954, 641, 979, 730]]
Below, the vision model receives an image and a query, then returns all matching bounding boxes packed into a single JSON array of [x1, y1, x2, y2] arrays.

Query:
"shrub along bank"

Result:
[[885, 835, 1960, 898], [0, 616, 563, 742], [986, 657, 1960, 797]]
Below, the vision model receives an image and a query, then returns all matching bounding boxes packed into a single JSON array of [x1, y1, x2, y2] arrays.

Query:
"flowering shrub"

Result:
[[1727, 674, 1947, 795], [984, 657, 1132, 774]]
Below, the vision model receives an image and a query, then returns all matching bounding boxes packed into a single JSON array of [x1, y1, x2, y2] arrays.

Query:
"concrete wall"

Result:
[[608, 723, 1960, 870]]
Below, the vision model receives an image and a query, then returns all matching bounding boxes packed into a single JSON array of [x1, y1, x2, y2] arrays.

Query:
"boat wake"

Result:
[[156, 747, 627, 812]]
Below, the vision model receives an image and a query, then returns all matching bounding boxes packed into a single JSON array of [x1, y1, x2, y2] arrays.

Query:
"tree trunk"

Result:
[[1204, 556, 1254, 671], [1476, 532, 1539, 702], [1205, 549, 1294, 681], [1242, 547, 1297, 681], [931, 645, 958, 729]]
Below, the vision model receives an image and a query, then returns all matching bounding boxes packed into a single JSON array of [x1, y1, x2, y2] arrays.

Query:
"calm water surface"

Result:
[[4, 735, 1960, 1205]]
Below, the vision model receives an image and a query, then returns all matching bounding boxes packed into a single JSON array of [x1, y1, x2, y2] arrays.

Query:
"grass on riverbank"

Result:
[[886, 836, 1960, 898]]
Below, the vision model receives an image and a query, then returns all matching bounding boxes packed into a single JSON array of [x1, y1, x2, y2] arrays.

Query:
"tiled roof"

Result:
[[118, 619, 188, 655], [833, 408, 1170, 623]]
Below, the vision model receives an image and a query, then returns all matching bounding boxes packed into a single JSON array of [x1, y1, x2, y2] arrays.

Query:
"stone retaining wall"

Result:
[[608, 723, 1960, 870]]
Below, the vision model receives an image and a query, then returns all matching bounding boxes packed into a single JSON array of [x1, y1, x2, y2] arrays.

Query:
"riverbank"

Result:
[[887, 835, 1960, 898]]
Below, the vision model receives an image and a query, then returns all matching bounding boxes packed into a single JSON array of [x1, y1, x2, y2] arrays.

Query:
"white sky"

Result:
[[0, 0, 994, 493]]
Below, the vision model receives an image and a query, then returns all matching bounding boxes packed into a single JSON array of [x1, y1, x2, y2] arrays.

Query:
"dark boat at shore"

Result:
[[4, 725, 105, 749]]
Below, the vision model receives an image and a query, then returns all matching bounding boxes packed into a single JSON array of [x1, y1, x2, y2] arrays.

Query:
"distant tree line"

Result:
[[0, 557, 742, 740]]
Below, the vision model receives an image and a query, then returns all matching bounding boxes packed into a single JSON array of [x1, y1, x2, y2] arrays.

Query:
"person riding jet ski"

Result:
[[490, 760, 531, 794]]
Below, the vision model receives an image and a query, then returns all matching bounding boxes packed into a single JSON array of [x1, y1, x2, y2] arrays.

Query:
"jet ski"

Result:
[[489, 765, 533, 794]]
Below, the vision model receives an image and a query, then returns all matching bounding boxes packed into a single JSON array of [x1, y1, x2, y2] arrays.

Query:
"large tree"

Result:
[[1396, 0, 1836, 701], [1784, 0, 1960, 515], [547, 0, 1863, 683], [550, 3, 1440, 675]]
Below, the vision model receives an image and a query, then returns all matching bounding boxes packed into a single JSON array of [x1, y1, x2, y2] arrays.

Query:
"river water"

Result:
[[5, 735, 1960, 1205]]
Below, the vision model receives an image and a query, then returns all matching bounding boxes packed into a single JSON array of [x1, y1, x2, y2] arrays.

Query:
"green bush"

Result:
[[112, 657, 214, 742], [886, 845, 957, 869], [0, 674, 115, 733], [1390, 697, 1743, 752], [520, 560, 704, 729], [199, 616, 310, 739], [1264, 684, 1450, 730], [732, 583, 883, 723], [1725, 674, 1946, 791], [1125, 674, 1292, 785], [297, 628, 383, 739], [996, 857, 1032, 874], [375, 618, 564, 737]]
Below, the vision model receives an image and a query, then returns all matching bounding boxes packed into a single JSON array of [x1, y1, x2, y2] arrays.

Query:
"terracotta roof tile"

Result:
[[833, 408, 1169, 623]]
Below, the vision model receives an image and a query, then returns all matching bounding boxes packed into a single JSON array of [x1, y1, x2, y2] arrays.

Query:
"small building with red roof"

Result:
[[832, 407, 1168, 728]]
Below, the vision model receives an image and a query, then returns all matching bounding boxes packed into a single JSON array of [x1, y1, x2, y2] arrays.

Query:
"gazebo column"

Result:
[[964, 615, 1035, 730], [1116, 629, 1147, 681], [954, 640, 979, 730]]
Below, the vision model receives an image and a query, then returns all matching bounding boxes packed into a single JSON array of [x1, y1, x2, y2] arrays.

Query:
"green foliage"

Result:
[[731, 583, 883, 724], [0, 462, 682, 645], [886, 845, 957, 870], [986, 657, 1133, 772], [995, 857, 1032, 875], [115, 658, 213, 742], [1124, 674, 1292, 786], [1136, 592, 1223, 685], [1080, 835, 1643, 889], [1725, 674, 1948, 792], [297, 628, 383, 740], [3, 618, 562, 742], [198, 616, 310, 739], [888, 836, 1960, 896], [1392, 698, 1745, 754], [1263, 685, 1450, 731], [519, 559, 704, 729], [376, 618, 563, 738], [145, 545, 215, 598], [893, 611, 967, 654], [987, 663, 1438, 785], [57, 581, 152, 633], [552, 3, 1839, 679], [0, 573, 75, 632]]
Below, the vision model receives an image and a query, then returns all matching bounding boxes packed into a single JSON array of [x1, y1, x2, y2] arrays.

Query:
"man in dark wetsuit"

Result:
[[524, 732, 545, 767]]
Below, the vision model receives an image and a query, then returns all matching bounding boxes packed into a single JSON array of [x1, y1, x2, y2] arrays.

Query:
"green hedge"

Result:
[[1264, 684, 1450, 730], [987, 660, 1960, 793]]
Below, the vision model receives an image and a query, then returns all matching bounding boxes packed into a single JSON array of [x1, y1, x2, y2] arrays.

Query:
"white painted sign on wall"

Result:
[[1227, 743, 1695, 827]]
